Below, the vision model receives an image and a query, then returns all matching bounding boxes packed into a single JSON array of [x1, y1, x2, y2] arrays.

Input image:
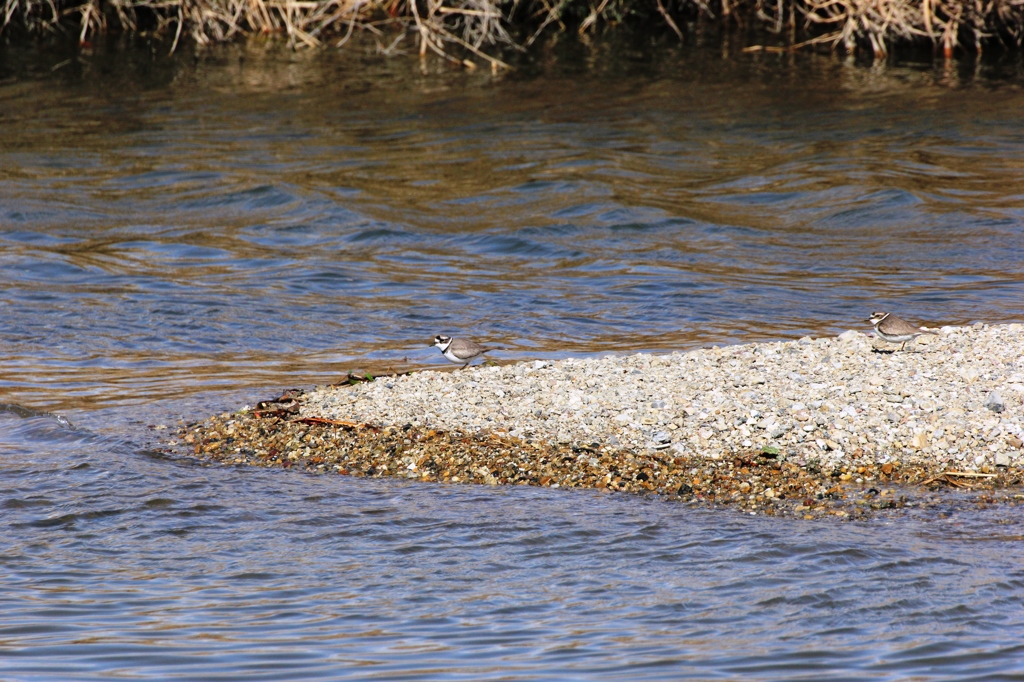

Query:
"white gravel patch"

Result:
[[303, 323, 1024, 471]]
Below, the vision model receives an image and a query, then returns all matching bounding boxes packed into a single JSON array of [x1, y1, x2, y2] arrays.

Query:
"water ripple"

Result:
[[2, 43, 1024, 678]]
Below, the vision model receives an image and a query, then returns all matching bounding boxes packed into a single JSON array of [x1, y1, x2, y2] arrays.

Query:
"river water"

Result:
[[2, 40, 1024, 678]]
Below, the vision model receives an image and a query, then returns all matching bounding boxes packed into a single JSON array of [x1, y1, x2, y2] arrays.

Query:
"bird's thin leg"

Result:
[[900, 341, 906, 351]]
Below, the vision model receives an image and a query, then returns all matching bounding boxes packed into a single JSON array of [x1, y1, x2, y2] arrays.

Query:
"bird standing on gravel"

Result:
[[867, 312, 937, 351], [432, 335, 498, 368]]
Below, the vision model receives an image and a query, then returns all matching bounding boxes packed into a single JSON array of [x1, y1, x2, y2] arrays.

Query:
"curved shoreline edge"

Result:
[[176, 323, 1024, 519]]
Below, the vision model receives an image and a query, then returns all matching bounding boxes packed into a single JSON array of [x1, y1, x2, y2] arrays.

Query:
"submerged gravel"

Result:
[[179, 323, 1024, 518]]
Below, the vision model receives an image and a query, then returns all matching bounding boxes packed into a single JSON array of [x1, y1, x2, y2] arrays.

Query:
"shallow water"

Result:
[[2, 40, 1024, 678], [5, 405, 1024, 680], [4, 42, 1024, 411]]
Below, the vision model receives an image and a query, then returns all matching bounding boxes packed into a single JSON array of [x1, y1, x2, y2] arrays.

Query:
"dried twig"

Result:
[[656, 0, 684, 39], [3, 0, 1024, 63], [169, 4, 183, 52], [292, 417, 362, 428], [920, 470, 998, 487]]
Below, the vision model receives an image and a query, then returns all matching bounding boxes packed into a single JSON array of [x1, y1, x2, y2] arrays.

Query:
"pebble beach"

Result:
[[180, 323, 1024, 518]]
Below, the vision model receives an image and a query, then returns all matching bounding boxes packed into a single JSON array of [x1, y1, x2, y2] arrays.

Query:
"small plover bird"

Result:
[[432, 335, 497, 369], [867, 311, 937, 351]]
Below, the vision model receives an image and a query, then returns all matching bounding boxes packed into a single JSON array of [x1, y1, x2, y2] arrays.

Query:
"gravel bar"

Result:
[[178, 323, 1024, 519]]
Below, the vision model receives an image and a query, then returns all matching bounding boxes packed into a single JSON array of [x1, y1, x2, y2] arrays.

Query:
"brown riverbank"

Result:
[[3, 0, 1023, 64]]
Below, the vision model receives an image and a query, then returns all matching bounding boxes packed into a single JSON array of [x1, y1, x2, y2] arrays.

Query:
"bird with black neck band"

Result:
[[432, 335, 498, 368], [867, 312, 937, 351]]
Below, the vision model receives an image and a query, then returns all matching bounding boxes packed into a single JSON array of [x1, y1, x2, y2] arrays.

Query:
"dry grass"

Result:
[[2, 0, 1023, 65], [799, 0, 1024, 57]]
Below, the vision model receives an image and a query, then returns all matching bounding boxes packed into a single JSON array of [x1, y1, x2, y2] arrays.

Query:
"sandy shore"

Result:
[[178, 323, 1024, 518]]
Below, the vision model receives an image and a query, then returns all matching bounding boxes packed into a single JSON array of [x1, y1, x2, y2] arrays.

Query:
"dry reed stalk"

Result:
[[2, 0, 1023, 63], [802, 0, 1024, 56], [656, 0, 684, 38]]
